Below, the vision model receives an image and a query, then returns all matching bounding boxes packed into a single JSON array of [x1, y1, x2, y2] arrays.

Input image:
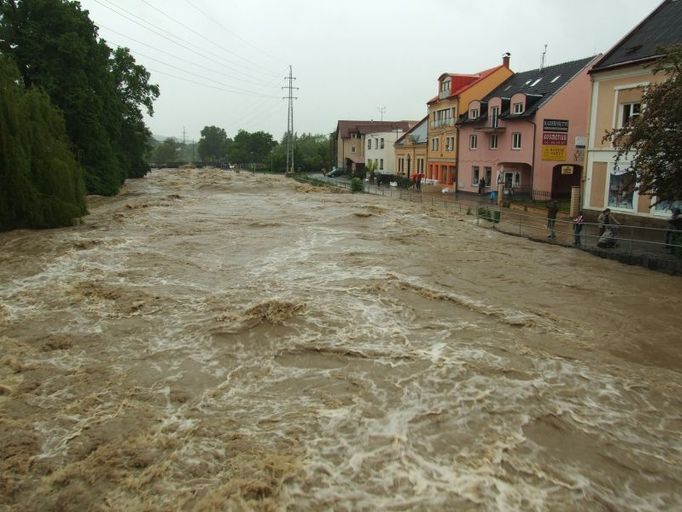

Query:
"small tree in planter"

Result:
[[351, 178, 363, 193]]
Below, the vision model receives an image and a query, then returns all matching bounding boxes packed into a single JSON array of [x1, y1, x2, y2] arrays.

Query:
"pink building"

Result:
[[457, 56, 598, 199]]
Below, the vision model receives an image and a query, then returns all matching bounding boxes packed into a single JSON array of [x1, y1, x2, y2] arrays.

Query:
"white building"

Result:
[[365, 130, 404, 174]]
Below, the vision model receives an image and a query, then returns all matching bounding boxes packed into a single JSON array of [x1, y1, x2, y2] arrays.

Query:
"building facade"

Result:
[[334, 120, 415, 173], [583, 0, 682, 221], [425, 54, 513, 187], [457, 56, 596, 199], [365, 130, 404, 174], [395, 117, 428, 179]]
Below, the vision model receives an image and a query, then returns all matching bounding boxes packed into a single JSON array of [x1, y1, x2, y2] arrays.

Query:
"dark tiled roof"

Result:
[[591, 0, 682, 72], [395, 116, 428, 146], [336, 120, 416, 138], [458, 56, 596, 123]]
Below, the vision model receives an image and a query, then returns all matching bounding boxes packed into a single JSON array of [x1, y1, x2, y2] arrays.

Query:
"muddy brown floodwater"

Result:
[[1, 168, 681, 511]]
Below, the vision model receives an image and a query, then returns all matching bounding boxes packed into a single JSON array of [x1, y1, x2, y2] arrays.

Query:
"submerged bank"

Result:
[[1, 168, 680, 511]]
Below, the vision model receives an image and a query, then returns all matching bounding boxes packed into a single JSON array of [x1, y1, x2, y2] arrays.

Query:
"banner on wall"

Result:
[[542, 146, 567, 161], [541, 118, 569, 161]]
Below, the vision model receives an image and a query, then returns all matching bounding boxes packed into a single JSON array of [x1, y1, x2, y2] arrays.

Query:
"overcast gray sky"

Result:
[[79, 0, 662, 142]]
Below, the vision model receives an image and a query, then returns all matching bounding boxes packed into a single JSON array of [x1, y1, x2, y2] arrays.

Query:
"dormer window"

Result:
[[470, 108, 479, 119], [439, 79, 451, 98], [513, 102, 524, 114]]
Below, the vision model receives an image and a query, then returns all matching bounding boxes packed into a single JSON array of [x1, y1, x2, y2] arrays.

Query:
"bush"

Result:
[[350, 178, 363, 193]]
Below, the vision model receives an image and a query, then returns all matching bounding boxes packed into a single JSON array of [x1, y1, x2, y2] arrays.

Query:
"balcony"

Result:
[[430, 118, 455, 129]]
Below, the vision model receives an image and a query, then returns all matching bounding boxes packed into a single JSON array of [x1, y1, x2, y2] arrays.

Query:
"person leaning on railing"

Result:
[[665, 208, 682, 252]]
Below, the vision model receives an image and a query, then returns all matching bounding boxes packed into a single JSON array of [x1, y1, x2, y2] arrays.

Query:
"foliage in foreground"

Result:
[[0, 0, 159, 196], [0, 57, 86, 230], [607, 44, 682, 206]]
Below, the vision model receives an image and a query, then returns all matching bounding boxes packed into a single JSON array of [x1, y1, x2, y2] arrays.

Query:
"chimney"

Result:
[[502, 52, 511, 68]]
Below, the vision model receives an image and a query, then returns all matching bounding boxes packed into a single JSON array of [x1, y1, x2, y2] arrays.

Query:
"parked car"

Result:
[[327, 168, 344, 178]]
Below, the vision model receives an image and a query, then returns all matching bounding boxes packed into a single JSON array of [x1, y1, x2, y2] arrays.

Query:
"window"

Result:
[[512, 132, 522, 149], [513, 102, 524, 114], [621, 103, 641, 126], [380, 158, 384, 170], [398, 158, 403, 172], [530, 78, 542, 87], [417, 158, 424, 172], [607, 164, 636, 210], [368, 139, 371, 149], [489, 134, 498, 149], [351, 146, 356, 153], [490, 106, 500, 128], [445, 136, 455, 151], [431, 137, 439, 151], [472, 166, 480, 185], [380, 138, 385, 149], [469, 134, 478, 150], [550, 75, 561, 83], [485, 167, 492, 185], [470, 108, 479, 119]]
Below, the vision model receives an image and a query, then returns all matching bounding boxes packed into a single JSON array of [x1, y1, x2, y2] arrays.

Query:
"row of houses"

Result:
[[333, 0, 682, 223]]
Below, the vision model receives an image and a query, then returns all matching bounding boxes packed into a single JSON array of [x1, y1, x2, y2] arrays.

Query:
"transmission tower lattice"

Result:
[[282, 65, 298, 174]]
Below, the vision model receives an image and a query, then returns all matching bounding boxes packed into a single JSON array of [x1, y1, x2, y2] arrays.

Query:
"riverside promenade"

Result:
[[311, 174, 682, 275]]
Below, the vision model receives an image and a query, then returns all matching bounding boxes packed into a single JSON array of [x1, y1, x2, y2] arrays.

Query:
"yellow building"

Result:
[[584, 0, 682, 221], [395, 116, 427, 179], [426, 54, 513, 187]]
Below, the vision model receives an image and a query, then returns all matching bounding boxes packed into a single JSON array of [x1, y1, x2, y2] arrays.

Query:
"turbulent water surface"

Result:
[[1, 168, 681, 511]]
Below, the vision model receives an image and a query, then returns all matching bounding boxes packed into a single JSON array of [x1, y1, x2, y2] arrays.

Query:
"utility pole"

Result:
[[377, 106, 386, 121], [282, 65, 298, 174]]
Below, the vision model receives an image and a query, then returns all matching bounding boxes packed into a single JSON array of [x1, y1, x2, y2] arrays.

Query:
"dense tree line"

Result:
[[0, 0, 158, 230]]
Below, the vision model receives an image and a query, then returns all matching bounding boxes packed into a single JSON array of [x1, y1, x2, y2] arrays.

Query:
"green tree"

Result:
[[0, 0, 158, 194], [110, 47, 159, 179], [0, 56, 86, 230], [230, 129, 276, 164], [153, 138, 181, 163], [296, 133, 331, 172], [198, 125, 229, 163], [607, 44, 682, 205]]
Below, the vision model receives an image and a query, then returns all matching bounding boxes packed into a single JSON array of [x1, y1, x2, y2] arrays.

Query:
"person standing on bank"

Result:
[[665, 208, 682, 251], [547, 200, 559, 240], [478, 177, 486, 195], [573, 210, 584, 247]]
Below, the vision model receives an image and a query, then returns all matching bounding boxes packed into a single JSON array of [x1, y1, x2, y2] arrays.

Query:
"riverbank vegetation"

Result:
[[0, 0, 158, 230]]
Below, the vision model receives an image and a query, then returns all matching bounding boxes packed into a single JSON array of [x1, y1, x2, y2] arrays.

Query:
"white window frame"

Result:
[[620, 102, 641, 127], [368, 139, 371, 149], [470, 108, 479, 119], [469, 134, 478, 150], [511, 132, 521, 150], [380, 138, 385, 149], [472, 166, 480, 185], [380, 158, 384, 170], [431, 137, 439, 151], [351, 146, 356, 153], [513, 102, 524, 114], [489, 134, 498, 150]]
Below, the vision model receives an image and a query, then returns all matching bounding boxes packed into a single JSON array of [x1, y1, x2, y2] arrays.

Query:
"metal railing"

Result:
[[298, 174, 682, 272]]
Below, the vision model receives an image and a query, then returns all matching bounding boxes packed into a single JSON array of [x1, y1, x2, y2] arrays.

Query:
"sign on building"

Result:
[[541, 118, 569, 161]]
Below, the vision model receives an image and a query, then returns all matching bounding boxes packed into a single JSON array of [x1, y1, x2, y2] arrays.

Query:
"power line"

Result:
[[145, 67, 280, 98], [100, 25, 277, 89], [109, 44, 281, 98], [139, 0, 280, 78], [181, 0, 281, 65], [91, 0, 276, 84]]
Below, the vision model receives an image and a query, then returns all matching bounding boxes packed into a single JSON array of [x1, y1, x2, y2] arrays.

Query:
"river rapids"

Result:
[[0, 168, 680, 511]]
